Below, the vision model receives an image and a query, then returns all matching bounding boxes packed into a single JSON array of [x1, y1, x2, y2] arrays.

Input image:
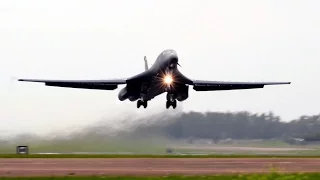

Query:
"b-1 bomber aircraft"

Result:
[[18, 49, 291, 109]]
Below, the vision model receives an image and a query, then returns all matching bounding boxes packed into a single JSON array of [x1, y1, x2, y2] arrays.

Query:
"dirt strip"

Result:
[[0, 158, 319, 177]]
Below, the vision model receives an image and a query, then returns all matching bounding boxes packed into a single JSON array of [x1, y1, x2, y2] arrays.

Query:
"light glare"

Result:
[[164, 75, 173, 85]]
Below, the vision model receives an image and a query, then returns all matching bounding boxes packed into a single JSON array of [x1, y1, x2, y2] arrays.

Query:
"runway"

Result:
[[0, 158, 319, 177]]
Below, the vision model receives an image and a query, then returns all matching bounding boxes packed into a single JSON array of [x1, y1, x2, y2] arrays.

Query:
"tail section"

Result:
[[144, 56, 148, 70]]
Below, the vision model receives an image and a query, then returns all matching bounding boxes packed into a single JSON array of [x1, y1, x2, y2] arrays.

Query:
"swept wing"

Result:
[[18, 78, 126, 90], [192, 80, 291, 91]]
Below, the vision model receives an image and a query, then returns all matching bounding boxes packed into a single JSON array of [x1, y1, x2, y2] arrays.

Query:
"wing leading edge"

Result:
[[192, 80, 291, 91], [18, 79, 127, 90]]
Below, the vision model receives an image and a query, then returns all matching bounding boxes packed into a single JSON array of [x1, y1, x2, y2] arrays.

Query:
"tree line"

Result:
[[135, 111, 320, 141]]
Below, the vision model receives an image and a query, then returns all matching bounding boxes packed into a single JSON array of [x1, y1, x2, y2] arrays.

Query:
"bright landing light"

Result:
[[164, 75, 173, 85]]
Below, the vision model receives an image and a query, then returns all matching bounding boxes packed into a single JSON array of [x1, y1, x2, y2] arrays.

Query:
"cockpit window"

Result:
[[162, 49, 176, 55]]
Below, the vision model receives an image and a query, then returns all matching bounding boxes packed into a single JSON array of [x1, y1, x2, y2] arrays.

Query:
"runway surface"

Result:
[[0, 158, 320, 177]]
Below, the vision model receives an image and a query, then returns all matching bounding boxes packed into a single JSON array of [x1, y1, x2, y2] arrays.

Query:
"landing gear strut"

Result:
[[166, 100, 177, 109], [137, 99, 147, 108], [166, 93, 177, 109]]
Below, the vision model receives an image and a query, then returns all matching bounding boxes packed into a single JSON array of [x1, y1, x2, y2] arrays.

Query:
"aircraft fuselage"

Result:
[[118, 49, 192, 107]]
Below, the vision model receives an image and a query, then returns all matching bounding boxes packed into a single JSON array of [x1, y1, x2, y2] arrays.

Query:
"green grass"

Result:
[[2, 136, 320, 157], [1, 154, 320, 158], [1, 173, 320, 180], [0, 136, 170, 154]]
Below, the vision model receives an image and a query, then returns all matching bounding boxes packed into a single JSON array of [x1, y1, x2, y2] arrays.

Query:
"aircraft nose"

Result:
[[162, 49, 179, 66], [168, 50, 178, 64], [170, 56, 178, 64]]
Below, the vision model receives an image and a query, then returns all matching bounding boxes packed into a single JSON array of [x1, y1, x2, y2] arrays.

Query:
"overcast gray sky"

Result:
[[0, 0, 319, 136]]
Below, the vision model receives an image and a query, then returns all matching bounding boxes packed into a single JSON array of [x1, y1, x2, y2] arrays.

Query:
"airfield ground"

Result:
[[0, 157, 320, 177], [1, 140, 320, 178]]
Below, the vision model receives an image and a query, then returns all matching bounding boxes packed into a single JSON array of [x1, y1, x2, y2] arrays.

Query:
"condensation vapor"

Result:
[[1, 104, 184, 143], [58, 104, 184, 139]]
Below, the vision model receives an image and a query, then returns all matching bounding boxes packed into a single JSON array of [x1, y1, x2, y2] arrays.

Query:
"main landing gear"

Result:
[[137, 99, 177, 109], [137, 99, 147, 108], [166, 93, 177, 109], [166, 99, 177, 109]]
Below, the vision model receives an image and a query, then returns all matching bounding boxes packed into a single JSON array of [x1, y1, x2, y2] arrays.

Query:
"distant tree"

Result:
[[146, 112, 320, 140]]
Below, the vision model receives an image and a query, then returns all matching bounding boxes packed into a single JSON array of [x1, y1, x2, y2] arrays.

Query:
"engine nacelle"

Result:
[[176, 85, 189, 101], [118, 86, 128, 101], [128, 96, 139, 102]]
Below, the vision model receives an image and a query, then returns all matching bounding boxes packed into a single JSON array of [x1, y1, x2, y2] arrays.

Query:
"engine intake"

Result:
[[118, 86, 128, 101], [176, 85, 189, 101]]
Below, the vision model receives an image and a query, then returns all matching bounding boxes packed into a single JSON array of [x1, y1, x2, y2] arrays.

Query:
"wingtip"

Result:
[[17, 79, 29, 82], [278, 82, 291, 85], [279, 82, 291, 85]]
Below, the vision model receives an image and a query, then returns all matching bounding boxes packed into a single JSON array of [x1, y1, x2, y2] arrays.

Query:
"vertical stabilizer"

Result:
[[144, 56, 148, 70]]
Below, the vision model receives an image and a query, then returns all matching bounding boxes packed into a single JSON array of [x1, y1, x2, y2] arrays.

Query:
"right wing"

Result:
[[18, 78, 127, 90], [192, 80, 291, 91]]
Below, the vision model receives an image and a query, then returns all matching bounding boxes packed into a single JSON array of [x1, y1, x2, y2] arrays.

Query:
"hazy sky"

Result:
[[0, 0, 319, 136]]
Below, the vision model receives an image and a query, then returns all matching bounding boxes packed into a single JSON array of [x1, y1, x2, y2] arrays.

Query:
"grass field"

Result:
[[2, 135, 320, 157], [1, 154, 320, 158], [2, 142, 320, 156], [0, 136, 169, 154], [1, 173, 320, 180]]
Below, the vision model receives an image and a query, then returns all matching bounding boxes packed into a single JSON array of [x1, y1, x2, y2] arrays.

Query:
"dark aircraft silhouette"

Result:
[[18, 49, 291, 109]]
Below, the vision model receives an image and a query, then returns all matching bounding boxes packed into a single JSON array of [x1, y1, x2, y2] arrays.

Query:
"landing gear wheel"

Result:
[[172, 100, 177, 109], [143, 101, 148, 108], [166, 100, 177, 109], [137, 100, 148, 108], [137, 100, 142, 108]]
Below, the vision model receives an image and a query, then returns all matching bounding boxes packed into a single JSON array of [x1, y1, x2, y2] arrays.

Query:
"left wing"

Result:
[[192, 80, 291, 91], [18, 78, 127, 90]]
